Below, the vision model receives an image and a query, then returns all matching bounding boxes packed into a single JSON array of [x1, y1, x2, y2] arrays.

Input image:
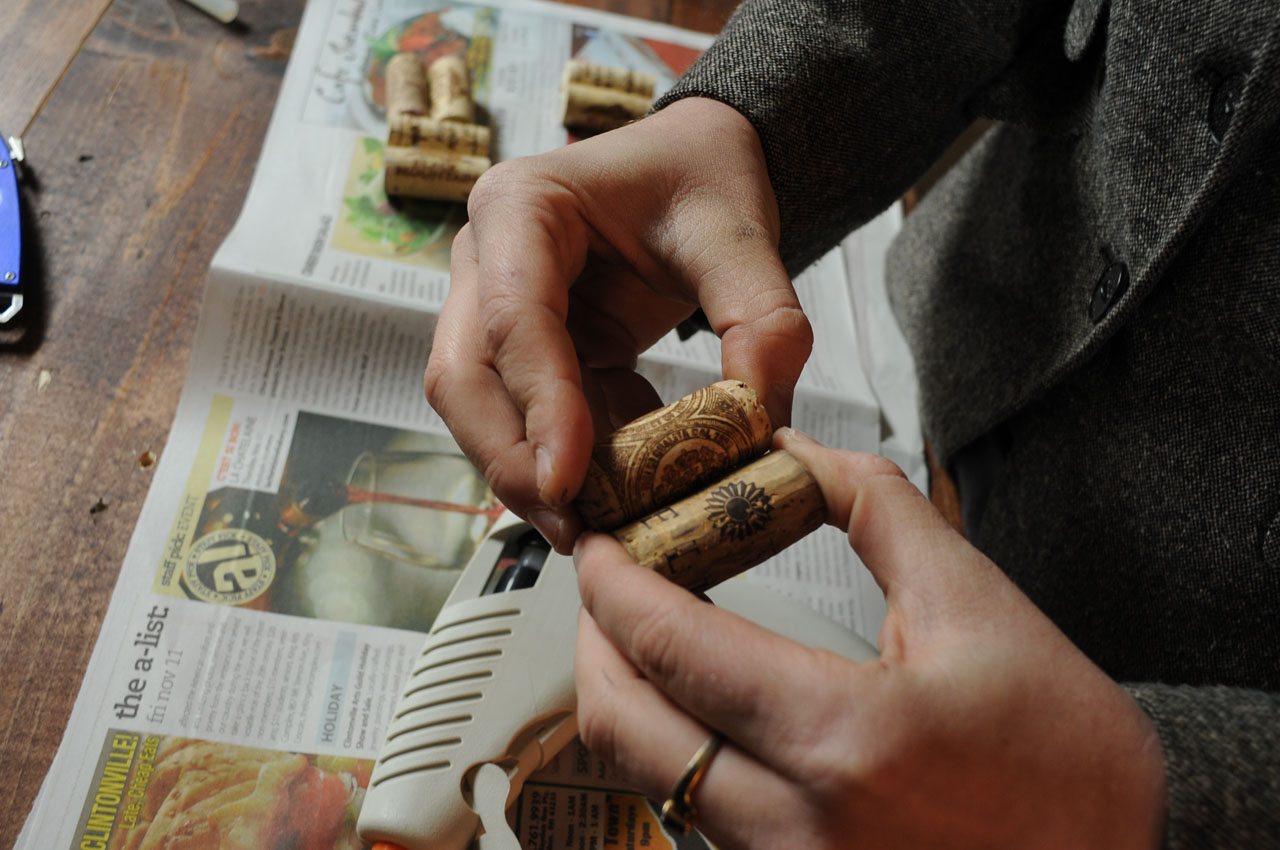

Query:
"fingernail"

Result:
[[527, 507, 562, 550], [779, 425, 815, 444], [535, 446, 554, 501]]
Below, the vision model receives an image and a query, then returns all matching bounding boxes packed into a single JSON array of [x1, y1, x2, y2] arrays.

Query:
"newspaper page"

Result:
[[18, 0, 923, 848]]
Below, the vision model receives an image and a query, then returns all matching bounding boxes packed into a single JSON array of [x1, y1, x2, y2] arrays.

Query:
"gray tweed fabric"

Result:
[[655, 0, 1280, 843]]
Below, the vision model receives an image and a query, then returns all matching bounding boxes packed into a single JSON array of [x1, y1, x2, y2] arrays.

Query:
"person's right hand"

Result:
[[573, 430, 1167, 850], [425, 97, 814, 552]]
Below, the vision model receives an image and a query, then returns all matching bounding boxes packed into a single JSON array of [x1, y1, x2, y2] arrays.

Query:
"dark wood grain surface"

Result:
[[0, 0, 735, 843]]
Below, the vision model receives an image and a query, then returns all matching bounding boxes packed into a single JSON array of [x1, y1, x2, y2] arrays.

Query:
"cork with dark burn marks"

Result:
[[575, 381, 772, 531]]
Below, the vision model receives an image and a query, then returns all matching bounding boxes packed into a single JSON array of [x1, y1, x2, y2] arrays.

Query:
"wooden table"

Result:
[[0, 0, 737, 842]]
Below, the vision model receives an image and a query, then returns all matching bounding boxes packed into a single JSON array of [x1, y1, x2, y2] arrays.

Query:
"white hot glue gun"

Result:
[[356, 512, 875, 850]]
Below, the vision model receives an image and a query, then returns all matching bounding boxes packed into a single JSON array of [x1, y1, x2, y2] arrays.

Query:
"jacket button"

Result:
[[1090, 261, 1129, 323], [1209, 71, 1247, 144]]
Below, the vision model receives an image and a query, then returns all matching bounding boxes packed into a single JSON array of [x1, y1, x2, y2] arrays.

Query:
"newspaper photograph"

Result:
[[152, 401, 498, 630], [75, 731, 372, 850]]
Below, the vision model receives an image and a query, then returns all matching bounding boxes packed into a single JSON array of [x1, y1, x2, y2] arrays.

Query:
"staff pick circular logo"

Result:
[[705, 480, 773, 541], [183, 528, 276, 605]]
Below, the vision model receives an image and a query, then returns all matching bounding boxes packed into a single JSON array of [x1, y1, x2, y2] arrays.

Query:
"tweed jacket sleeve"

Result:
[[653, 0, 1075, 276], [653, 0, 1280, 844]]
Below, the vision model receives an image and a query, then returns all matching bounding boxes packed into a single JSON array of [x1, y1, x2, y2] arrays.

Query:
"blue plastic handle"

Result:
[[0, 136, 23, 323]]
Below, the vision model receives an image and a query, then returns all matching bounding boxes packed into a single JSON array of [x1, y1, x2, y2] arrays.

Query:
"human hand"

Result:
[[574, 429, 1167, 849], [425, 98, 813, 553]]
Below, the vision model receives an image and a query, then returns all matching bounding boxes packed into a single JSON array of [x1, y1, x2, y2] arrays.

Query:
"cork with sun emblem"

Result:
[[612, 450, 825, 592], [574, 381, 773, 531]]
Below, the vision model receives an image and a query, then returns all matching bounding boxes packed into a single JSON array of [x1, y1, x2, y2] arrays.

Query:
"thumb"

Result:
[[776, 429, 1009, 640]]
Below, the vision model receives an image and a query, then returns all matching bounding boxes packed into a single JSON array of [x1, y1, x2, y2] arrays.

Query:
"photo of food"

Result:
[[330, 137, 464, 269], [78, 732, 372, 850], [322, 3, 496, 267], [361, 5, 494, 119]]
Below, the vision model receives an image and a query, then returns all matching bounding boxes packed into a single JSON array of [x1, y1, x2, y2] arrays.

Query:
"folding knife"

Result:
[[1, 135, 25, 324]]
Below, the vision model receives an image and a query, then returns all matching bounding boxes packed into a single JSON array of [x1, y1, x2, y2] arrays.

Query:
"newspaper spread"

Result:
[[18, 0, 923, 847]]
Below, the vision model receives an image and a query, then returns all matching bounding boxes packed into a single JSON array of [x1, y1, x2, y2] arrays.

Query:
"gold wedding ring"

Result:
[[659, 732, 723, 834]]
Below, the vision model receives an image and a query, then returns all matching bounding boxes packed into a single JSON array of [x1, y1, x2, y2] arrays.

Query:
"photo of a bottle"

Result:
[[342, 448, 503, 570]]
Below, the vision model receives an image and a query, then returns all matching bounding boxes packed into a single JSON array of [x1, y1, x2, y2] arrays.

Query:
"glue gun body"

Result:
[[357, 513, 579, 850], [357, 510, 879, 850]]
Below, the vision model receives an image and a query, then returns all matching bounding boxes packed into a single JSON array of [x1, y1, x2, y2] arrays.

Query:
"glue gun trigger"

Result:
[[469, 763, 521, 850]]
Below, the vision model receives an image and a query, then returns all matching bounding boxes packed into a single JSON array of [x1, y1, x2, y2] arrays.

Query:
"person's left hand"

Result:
[[574, 428, 1167, 850]]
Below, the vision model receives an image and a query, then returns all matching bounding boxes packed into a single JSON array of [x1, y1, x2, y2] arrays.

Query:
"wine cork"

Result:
[[428, 54, 475, 123], [575, 381, 772, 531], [383, 146, 491, 202], [386, 53, 429, 117], [612, 450, 825, 592], [561, 82, 652, 133], [387, 113, 490, 157], [562, 59, 656, 98]]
